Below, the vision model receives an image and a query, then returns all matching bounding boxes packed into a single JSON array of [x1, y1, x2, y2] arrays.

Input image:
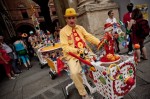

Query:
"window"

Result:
[[20, 9, 29, 19], [18, 3, 28, 19], [38, 11, 43, 17]]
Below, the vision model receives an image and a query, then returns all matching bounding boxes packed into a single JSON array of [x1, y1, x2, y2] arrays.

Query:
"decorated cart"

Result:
[[66, 51, 136, 99], [37, 43, 63, 69]]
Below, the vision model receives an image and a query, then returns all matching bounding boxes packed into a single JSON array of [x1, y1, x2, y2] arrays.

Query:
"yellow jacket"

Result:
[[60, 25, 100, 60]]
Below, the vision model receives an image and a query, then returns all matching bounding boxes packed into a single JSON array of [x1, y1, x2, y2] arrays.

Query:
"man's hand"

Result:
[[97, 40, 106, 50], [77, 48, 85, 54], [77, 48, 86, 59]]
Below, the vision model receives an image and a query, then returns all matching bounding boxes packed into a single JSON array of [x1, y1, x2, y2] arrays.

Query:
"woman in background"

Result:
[[0, 43, 15, 80], [14, 37, 32, 70], [127, 8, 148, 62]]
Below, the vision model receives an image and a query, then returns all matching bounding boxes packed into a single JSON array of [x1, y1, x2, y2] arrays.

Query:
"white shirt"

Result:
[[2, 43, 12, 53], [106, 17, 117, 33], [106, 17, 117, 24]]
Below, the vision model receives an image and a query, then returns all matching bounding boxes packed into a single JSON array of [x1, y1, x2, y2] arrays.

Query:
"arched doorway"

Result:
[[16, 24, 35, 35]]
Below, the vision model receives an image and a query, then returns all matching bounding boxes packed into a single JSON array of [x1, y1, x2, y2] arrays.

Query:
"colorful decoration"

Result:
[[72, 29, 86, 49], [125, 77, 135, 86], [28, 0, 40, 31], [98, 23, 122, 63], [31, 13, 40, 30], [134, 44, 140, 49], [90, 66, 96, 72], [114, 21, 130, 48], [99, 76, 106, 85], [57, 57, 65, 75], [92, 56, 136, 98], [69, 51, 136, 99], [65, 22, 136, 99]]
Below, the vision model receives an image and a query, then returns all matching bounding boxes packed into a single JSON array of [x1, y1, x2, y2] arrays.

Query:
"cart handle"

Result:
[[68, 52, 92, 66]]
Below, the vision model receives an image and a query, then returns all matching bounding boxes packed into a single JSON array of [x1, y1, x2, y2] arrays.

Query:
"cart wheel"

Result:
[[62, 87, 69, 99], [84, 85, 90, 95], [84, 85, 95, 99], [49, 71, 55, 80]]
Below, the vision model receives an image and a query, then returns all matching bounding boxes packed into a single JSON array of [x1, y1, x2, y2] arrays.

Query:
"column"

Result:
[[53, 0, 68, 27], [77, 0, 95, 7]]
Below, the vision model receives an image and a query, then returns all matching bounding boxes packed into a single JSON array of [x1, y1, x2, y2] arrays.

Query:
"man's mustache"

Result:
[[70, 22, 75, 24]]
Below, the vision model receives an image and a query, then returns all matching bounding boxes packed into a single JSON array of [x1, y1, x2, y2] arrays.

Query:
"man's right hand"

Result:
[[77, 48, 85, 55]]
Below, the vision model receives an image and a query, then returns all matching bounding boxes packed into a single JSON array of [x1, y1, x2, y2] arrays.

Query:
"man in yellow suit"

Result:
[[60, 8, 100, 99]]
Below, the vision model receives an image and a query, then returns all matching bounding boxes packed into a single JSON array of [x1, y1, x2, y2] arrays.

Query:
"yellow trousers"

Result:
[[67, 58, 87, 96]]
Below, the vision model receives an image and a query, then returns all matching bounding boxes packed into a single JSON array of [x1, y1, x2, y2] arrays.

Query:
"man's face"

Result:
[[66, 16, 76, 27], [127, 6, 133, 12], [109, 12, 114, 18]]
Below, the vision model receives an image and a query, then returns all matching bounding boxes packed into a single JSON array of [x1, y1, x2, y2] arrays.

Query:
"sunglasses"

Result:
[[67, 17, 75, 20]]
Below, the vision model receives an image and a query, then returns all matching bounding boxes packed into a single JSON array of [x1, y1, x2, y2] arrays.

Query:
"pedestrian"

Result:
[[127, 8, 148, 62], [14, 37, 32, 70], [28, 31, 38, 56], [123, 3, 134, 55], [106, 10, 117, 24], [106, 10, 120, 53], [0, 43, 15, 80], [60, 8, 101, 99], [28, 31, 39, 46], [0, 36, 21, 74]]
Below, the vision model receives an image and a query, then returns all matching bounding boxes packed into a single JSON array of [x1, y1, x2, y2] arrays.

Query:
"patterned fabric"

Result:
[[72, 29, 86, 49], [60, 25, 100, 60], [104, 32, 114, 55]]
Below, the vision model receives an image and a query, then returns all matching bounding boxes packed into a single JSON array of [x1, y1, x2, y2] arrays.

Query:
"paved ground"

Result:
[[0, 36, 150, 99]]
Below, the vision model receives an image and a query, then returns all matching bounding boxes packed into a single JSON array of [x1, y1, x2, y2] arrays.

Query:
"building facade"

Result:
[[2, 0, 57, 35], [0, 0, 16, 40]]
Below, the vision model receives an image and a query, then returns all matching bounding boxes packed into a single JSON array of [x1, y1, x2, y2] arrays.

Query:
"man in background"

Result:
[[123, 3, 134, 55]]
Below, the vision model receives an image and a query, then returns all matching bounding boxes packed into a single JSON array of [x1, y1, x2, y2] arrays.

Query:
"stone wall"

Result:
[[77, 2, 119, 37]]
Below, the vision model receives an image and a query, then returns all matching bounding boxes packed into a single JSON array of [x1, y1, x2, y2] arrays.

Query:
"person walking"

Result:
[[60, 8, 101, 99], [123, 3, 134, 55], [0, 36, 21, 74], [127, 8, 148, 62], [0, 43, 15, 80], [14, 37, 31, 70]]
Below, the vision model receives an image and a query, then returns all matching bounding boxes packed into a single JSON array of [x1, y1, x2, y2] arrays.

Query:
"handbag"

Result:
[[18, 49, 27, 56]]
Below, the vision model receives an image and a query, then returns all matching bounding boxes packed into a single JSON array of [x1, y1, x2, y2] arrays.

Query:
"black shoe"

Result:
[[29, 65, 32, 68], [27, 67, 30, 70]]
